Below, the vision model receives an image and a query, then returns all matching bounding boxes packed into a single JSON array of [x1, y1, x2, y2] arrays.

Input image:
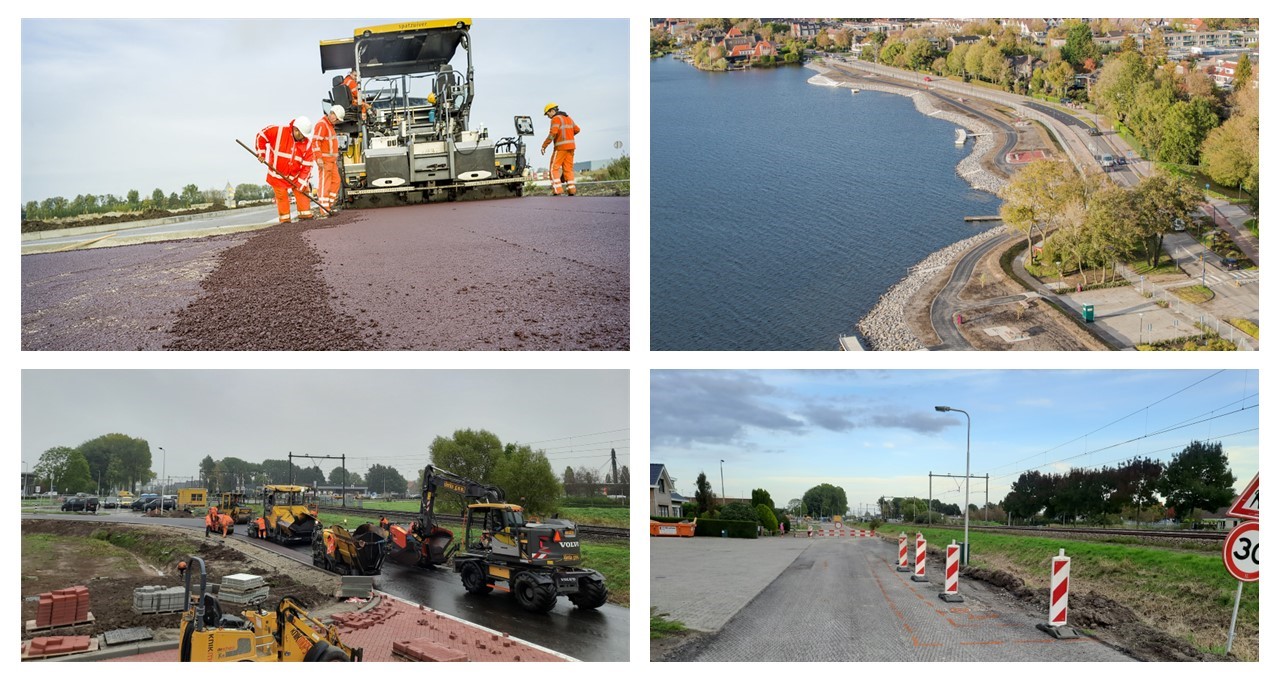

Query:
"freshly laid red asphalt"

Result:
[[20, 196, 629, 351]]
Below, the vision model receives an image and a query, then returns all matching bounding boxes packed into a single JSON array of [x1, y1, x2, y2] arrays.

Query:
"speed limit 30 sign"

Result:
[[1223, 520, 1259, 582]]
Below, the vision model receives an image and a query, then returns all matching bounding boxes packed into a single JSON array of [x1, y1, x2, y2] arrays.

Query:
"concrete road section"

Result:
[[657, 536, 1132, 662], [650, 536, 812, 632]]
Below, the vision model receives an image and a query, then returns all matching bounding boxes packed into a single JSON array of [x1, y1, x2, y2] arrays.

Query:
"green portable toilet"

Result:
[[1082, 304, 1095, 322]]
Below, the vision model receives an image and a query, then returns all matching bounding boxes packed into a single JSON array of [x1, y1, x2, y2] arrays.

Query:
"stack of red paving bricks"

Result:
[[25, 635, 93, 658], [331, 594, 568, 662], [36, 586, 90, 628]]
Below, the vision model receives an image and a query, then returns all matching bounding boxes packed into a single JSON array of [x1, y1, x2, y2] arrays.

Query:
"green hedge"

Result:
[[693, 517, 758, 539], [650, 515, 688, 523]]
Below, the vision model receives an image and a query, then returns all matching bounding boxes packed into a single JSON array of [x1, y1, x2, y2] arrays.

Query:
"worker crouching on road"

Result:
[[254, 116, 317, 223], [313, 105, 345, 215], [541, 103, 580, 196]]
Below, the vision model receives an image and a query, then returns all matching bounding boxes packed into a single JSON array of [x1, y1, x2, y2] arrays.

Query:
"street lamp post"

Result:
[[719, 460, 725, 507], [935, 406, 971, 563], [158, 447, 166, 515], [1139, 312, 1144, 346]]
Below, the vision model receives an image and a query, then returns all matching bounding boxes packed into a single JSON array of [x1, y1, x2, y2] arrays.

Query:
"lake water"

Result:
[[650, 57, 1002, 350]]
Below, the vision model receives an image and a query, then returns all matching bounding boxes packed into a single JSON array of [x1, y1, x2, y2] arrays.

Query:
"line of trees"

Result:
[[562, 464, 630, 498], [1000, 162, 1202, 275], [22, 184, 274, 222], [33, 434, 154, 495], [1001, 442, 1236, 524]]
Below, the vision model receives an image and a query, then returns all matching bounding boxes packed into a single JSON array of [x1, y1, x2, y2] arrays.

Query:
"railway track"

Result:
[[322, 505, 629, 540], [917, 523, 1227, 541]]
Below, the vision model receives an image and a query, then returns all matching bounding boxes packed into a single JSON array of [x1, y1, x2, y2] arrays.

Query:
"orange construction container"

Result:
[[650, 519, 696, 537]]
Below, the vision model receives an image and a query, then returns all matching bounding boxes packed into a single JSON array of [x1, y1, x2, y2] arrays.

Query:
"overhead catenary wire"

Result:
[[984, 370, 1226, 475]]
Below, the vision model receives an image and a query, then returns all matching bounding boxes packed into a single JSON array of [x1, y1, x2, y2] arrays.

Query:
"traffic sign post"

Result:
[[939, 540, 963, 603], [897, 532, 910, 572], [1222, 520, 1259, 654], [1037, 548, 1081, 639], [911, 534, 929, 583]]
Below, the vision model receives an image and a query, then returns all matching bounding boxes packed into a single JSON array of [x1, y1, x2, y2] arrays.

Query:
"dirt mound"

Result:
[[962, 566, 1034, 600], [164, 218, 374, 350]]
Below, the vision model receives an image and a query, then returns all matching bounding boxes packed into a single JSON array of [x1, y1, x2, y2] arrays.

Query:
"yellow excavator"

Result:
[[177, 557, 361, 662]]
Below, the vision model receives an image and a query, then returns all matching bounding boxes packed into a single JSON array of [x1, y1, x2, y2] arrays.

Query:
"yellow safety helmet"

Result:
[[427, 92, 437, 105], [543, 102, 558, 115]]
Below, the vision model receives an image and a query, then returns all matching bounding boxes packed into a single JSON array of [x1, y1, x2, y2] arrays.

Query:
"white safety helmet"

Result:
[[330, 105, 345, 122], [291, 116, 314, 139]]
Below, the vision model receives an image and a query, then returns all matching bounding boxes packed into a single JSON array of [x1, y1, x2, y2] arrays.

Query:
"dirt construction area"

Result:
[[22, 196, 629, 350], [21, 519, 337, 641]]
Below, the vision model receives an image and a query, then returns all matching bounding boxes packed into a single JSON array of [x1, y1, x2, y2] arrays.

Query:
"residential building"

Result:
[[791, 22, 820, 39], [650, 463, 679, 517]]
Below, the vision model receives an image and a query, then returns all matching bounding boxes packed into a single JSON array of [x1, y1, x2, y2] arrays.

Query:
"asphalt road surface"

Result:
[[21, 197, 629, 350], [24, 510, 628, 662], [671, 537, 1132, 662]]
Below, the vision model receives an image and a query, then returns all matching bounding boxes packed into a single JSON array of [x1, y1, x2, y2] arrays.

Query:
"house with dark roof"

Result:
[[650, 463, 683, 517]]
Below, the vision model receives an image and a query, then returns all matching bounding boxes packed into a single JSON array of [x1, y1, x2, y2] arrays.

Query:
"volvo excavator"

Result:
[[388, 465, 608, 613], [318, 18, 533, 208], [177, 557, 362, 662]]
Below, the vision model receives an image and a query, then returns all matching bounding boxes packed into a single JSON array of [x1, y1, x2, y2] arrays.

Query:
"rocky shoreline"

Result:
[[806, 64, 1010, 350]]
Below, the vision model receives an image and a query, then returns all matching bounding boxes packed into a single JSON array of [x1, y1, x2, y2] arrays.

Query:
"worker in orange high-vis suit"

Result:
[[541, 103, 580, 196], [254, 116, 316, 223], [313, 105, 344, 215], [343, 68, 369, 118]]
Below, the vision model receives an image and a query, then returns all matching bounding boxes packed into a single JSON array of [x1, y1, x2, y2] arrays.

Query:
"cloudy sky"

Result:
[[651, 370, 1259, 513], [21, 18, 629, 203], [22, 370, 629, 485]]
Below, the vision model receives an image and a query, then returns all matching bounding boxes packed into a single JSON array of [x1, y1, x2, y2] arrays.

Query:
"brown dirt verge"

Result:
[[22, 520, 338, 640], [164, 217, 375, 350], [963, 564, 1227, 662]]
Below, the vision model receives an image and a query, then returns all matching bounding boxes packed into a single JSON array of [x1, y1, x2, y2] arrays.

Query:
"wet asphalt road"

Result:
[[23, 510, 628, 661]]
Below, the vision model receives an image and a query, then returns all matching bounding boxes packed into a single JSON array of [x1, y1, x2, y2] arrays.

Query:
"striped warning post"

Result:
[[939, 540, 963, 602], [911, 534, 928, 582], [897, 532, 910, 571], [1049, 548, 1070, 625], [1036, 548, 1080, 638]]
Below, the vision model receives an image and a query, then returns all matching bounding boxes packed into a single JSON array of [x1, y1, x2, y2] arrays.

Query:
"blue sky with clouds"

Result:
[[651, 370, 1259, 514], [21, 18, 628, 203]]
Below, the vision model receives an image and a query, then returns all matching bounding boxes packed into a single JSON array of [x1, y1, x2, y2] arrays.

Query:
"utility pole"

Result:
[[610, 448, 619, 487]]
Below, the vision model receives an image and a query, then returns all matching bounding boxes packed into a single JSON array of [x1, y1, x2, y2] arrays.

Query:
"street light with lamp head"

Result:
[[934, 406, 971, 563]]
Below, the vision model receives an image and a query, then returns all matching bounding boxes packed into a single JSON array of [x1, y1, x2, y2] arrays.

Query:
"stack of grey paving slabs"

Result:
[[133, 586, 187, 614], [218, 574, 268, 605]]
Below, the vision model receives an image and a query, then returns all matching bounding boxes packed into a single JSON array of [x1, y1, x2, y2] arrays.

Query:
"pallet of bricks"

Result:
[[27, 585, 93, 631], [134, 585, 187, 614], [219, 574, 268, 605]]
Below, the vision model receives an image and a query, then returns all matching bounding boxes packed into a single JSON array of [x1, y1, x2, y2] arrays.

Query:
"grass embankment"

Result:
[[1172, 284, 1215, 304], [1228, 318, 1258, 339], [878, 524, 1258, 659]]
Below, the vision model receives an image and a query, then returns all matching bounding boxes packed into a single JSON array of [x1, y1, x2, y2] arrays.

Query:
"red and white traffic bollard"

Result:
[[897, 532, 910, 572], [911, 534, 928, 582], [939, 539, 963, 602], [1037, 548, 1081, 638]]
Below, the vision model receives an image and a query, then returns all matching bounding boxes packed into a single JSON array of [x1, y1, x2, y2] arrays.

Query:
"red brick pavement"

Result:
[[104, 594, 568, 662]]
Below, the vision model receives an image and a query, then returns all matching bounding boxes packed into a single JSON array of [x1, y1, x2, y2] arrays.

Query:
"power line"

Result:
[[526, 428, 629, 445], [994, 404, 1257, 480], [985, 370, 1226, 474]]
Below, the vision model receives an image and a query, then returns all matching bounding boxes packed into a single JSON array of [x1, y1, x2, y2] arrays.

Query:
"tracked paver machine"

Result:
[[319, 18, 534, 207], [312, 523, 388, 576], [248, 485, 320, 545]]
